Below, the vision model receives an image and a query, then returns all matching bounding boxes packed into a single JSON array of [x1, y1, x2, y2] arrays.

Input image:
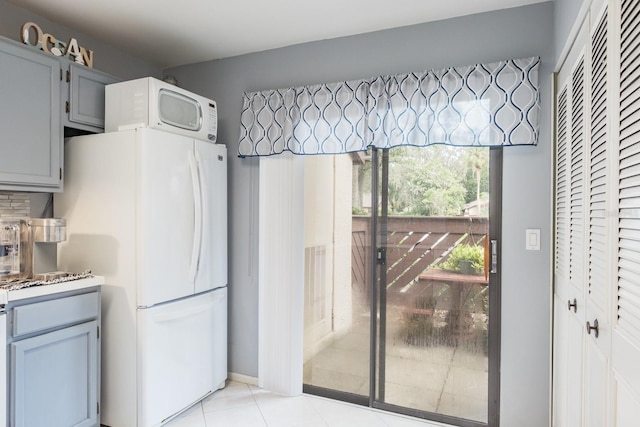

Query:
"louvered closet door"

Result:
[[613, 0, 640, 424], [553, 18, 589, 427], [553, 84, 571, 427], [584, 3, 612, 426]]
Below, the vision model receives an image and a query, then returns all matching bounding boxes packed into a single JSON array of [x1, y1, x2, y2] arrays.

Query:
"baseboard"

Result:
[[228, 372, 259, 386]]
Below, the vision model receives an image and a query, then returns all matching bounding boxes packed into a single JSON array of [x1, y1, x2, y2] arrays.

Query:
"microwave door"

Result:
[[158, 89, 202, 132]]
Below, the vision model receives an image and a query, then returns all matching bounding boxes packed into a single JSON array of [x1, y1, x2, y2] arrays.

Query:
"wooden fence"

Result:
[[351, 215, 488, 297]]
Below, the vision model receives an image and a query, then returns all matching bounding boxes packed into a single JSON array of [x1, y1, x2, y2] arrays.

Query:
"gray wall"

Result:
[[0, 0, 162, 79], [166, 2, 554, 426], [554, 0, 588, 65]]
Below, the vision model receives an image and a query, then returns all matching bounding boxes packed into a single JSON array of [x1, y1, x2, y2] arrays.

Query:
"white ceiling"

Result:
[[10, 0, 550, 68]]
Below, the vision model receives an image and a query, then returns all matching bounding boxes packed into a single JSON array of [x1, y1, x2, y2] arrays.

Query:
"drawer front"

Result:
[[12, 292, 99, 337]]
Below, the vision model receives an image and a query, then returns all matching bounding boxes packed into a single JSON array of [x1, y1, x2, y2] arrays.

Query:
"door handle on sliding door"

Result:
[[490, 240, 498, 274]]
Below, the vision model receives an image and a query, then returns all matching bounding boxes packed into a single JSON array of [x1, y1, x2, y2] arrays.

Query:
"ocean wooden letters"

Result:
[[20, 22, 94, 68]]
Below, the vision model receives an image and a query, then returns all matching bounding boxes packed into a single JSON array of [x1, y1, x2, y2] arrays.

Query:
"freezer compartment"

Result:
[[136, 288, 227, 427]]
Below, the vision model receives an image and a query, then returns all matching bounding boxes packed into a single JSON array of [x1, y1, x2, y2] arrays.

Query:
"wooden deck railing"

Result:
[[351, 216, 488, 296]]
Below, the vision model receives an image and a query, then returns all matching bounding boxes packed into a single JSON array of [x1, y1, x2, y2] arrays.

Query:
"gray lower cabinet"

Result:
[[0, 37, 61, 192], [62, 62, 119, 133], [8, 290, 101, 427]]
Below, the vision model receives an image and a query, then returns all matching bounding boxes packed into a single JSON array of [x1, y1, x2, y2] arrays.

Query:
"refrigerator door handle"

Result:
[[195, 148, 207, 278], [188, 152, 203, 283]]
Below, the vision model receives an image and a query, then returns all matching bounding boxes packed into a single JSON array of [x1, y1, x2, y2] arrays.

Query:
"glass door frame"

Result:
[[369, 147, 502, 427], [303, 147, 503, 427]]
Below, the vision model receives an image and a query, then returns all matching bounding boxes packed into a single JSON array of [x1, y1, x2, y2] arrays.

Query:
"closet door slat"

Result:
[[570, 58, 586, 288], [556, 86, 569, 278], [619, 0, 640, 345], [590, 8, 609, 313]]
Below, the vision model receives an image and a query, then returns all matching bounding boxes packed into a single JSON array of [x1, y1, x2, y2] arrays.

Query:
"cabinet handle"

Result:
[[568, 298, 577, 313], [586, 319, 599, 338]]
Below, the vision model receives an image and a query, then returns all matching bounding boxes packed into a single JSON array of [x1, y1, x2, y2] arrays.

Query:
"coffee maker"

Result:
[[21, 218, 67, 280], [0, 219, 21, 278]]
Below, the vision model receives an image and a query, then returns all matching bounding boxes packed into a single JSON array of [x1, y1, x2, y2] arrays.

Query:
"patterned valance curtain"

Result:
[[238, 56, 540, 157]]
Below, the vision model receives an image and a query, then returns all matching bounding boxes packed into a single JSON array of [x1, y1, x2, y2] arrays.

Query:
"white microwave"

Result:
[[105, 77, 218, 142]]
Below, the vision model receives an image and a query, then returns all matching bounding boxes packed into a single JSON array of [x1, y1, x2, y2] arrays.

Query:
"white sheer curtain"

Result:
[[258, 153, 305, 395], [238, 56, 540, 157]]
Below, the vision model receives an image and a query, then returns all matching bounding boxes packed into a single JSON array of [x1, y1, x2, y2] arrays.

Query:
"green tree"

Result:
[[387, 146, 467, 216], [353, 145, 489, 217], [462, 148, 489, 204]]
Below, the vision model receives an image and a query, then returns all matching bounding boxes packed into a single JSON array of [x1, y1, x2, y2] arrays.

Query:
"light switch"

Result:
[[526, 229, 540, 251]]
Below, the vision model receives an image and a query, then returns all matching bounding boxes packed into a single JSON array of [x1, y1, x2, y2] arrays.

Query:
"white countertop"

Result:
[[0, 276, 104, 305]]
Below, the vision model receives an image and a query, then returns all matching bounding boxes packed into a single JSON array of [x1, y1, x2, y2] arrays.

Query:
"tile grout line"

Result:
[[198, 401, 207, 427], [201, 382, 256, 426], [302, 395, 332, 427], [249, 384, 273, 427]]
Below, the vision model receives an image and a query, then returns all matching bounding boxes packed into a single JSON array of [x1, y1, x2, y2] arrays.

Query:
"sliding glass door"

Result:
[[302, 152, 372, 403], [303, 146, 501, 426]]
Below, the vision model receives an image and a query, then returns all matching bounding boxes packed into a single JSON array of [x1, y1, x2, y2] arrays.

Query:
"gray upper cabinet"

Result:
[[0, 37, 61, 192], [0, 35, 121, 192], [62, 61, 119, 133]]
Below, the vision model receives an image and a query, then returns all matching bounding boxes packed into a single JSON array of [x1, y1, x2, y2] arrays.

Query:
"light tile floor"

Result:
[[164, 381, 448, 427]]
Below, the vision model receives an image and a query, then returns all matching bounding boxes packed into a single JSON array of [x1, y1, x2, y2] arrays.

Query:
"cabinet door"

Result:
[[11, 321, 99, 427], [64, 62, 119, 131], [0, 39, 61, 191], [0, 313, 6, 427]]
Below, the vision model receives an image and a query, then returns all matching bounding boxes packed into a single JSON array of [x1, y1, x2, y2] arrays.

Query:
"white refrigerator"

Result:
[[54, 127, 228, 427]]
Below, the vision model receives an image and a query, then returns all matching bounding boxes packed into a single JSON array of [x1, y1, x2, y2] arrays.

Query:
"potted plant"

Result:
[[438, 243, 484, 275]]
